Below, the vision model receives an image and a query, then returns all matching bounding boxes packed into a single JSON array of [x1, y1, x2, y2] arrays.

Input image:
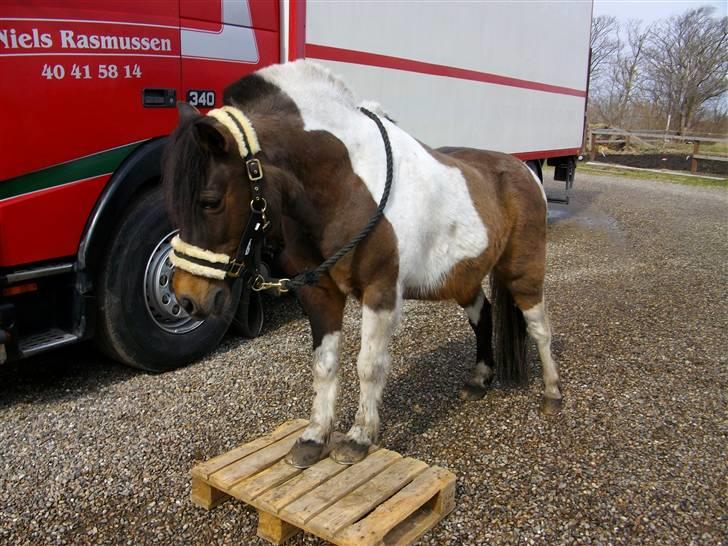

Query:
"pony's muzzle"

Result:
[[172, 269, 229, 318]]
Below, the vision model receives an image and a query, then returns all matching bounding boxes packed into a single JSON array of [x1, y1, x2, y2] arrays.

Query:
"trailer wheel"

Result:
[[95, 187, 238, 371]]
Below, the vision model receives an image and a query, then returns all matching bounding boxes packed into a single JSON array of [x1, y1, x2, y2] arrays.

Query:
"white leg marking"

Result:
[[464, 291, 485, 325], [522, 302, 561, 399], [470, 360, 495, 388], [348, 303, 401, 445], [300, 332, 341, 443]]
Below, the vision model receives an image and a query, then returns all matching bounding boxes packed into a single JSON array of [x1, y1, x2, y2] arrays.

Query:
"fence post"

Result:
[[589, 130, 596, 161], [691, 141, 700, 173]]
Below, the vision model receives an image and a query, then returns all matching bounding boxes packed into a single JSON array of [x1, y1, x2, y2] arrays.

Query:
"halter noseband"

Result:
[[171, 105, 394, 294], [170, 106, 276, 285]]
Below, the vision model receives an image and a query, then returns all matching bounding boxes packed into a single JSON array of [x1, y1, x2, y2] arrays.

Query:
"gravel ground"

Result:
[[1, 172, 726, 545]]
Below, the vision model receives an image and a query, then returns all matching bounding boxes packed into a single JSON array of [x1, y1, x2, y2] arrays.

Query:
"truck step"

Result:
[[2, 262, 74, 285], [18, 328, 79, 357]]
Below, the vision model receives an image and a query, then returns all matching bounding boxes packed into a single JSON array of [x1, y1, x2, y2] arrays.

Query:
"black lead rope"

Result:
[[277, 107, 394, 292]]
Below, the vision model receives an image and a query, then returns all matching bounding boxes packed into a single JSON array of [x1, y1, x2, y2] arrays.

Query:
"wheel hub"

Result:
[[144, 230, 203, 334]]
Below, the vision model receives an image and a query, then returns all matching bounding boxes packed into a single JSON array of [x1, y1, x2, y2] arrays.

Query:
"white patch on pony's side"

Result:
[[259, 60, 489, 296], [300, 331, 341, 443], [525, 163, 547, 203]]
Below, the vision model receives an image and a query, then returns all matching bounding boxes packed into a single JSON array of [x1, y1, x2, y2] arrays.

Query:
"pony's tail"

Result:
[[490, 274, 529, 385]]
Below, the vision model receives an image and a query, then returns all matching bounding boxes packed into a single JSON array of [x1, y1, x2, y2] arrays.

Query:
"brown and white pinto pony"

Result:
[[164, 60, 561, 468]]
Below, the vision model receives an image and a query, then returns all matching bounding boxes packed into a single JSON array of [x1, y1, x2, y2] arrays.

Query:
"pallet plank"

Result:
[[231, 432, 347, 503], [281, 449, 402, 527], [307, 457, 428, 538], [209, 431, 303, 490], [335, 466, 456, 546], [191, 419, 308, 480], [256, 457, 353, 515]]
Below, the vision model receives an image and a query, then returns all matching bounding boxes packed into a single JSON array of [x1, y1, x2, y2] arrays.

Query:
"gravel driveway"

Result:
[[1, 172, 726, 545]]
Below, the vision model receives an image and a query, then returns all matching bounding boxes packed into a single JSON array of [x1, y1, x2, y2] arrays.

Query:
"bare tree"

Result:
[[644, 7, 728, 134], [590, 15, 621, 84], [595, 21, 650, 127]]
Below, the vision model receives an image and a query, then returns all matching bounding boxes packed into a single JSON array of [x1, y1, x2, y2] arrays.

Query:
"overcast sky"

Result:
[[593, 0, 726, 24]]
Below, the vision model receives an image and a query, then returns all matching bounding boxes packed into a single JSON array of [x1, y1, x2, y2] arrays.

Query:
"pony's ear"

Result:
[[195, 119, 229, 155], [177, 101, 200, 122]]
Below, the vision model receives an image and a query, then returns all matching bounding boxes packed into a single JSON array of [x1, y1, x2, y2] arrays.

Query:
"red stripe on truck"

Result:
[[306, 44, 587, 98]]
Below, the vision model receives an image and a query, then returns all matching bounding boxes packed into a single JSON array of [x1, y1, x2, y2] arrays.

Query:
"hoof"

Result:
[[331, 438, 369, 465], [459, 382, 488, 401], [285, 439, 325, 468], [540, 396, 563, 416]]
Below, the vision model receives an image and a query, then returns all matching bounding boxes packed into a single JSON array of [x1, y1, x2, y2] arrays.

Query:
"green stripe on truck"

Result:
[[0, 142, 142, 200]]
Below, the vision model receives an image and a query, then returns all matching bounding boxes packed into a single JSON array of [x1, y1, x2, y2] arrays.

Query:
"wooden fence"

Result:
[[588, 129, 728, 173]]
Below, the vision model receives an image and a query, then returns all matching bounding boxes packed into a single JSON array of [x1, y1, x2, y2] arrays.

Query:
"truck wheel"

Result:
[[95, 187, 238, 372]]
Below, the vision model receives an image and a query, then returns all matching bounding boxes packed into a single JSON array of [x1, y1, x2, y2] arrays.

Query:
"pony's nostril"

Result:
[[179, 296, 197, 315]]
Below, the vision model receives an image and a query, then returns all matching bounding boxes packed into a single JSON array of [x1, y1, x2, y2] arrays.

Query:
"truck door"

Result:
[[180, 0, 280, 111], [0, 0, 181, 266]]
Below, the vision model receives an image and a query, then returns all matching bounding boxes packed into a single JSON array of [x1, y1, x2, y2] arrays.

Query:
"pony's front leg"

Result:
[[285, 282, 346, 468], [332, 290, 401, 464]]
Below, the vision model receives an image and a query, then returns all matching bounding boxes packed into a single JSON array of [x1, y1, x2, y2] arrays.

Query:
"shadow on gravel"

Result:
[[379, 333, 566, 454], [546, 186, 603, 226], [0, 295, 306, 410], [0, 342, 135, 409]]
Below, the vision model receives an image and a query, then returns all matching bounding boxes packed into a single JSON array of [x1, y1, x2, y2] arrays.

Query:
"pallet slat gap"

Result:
[[307, 457, 429, 538], [280, 449, 402, 527], [334, 466, 456, 546], [191, 419, 308, 480], [209, 430, 304, 490]]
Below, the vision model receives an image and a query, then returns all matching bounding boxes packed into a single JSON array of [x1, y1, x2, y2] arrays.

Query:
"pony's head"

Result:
[[163, 102, 259, 318]]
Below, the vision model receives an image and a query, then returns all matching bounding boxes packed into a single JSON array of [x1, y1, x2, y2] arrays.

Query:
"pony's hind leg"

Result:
[[521, 299, 562, 414], [331, 287, 401, 465], [285, 280, 346, 468], [505, 273, 562, 415], [458, 288, 496, 400]]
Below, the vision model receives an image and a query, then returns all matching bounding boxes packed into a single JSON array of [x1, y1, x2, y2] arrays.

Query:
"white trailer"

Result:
[[283, 0, 593, 197]]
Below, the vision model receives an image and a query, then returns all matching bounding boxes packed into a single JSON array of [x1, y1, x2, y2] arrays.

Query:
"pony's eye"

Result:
[[199, 198, 222, 210]]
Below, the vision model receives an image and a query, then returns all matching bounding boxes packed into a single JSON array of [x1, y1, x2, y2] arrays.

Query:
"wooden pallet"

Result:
[[190, 419, 456, 545]]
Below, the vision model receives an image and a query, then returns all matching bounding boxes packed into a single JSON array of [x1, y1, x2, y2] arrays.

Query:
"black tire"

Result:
[[95, 187, 237, 371], [525, 159, 544, 182]]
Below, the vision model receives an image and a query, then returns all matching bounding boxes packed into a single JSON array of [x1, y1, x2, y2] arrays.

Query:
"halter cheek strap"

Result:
[[170, 105, 393, 294], [171, 106, 272, 281]]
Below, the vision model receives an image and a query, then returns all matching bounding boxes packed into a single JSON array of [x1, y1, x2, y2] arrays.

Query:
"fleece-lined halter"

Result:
[[170, 105, 394, 293], [170, 105, 269, 282]]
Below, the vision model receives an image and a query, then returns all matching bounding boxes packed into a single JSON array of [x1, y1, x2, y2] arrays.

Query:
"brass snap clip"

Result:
[[252, 274, 290, 295]]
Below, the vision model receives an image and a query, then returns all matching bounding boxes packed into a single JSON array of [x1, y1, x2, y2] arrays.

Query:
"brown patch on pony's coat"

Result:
[[416, 147, 547, 311], [425, 147, 548, 384], [228, 75, 402, 313]]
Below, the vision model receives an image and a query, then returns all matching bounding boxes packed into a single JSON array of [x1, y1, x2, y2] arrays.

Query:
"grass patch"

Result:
[[573, 163, 728, 188]]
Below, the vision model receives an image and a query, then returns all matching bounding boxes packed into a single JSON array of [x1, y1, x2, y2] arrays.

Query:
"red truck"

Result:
[[0, 1, 591, 370], [0, 0, 297, 370]]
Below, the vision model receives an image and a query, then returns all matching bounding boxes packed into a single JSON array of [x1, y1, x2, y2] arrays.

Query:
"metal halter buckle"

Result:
[[246, 158, 263, 181], [227, 260, 245, 278]]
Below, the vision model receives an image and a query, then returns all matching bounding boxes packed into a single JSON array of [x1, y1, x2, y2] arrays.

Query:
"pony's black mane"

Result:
[[163, 73, 281, 235]]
